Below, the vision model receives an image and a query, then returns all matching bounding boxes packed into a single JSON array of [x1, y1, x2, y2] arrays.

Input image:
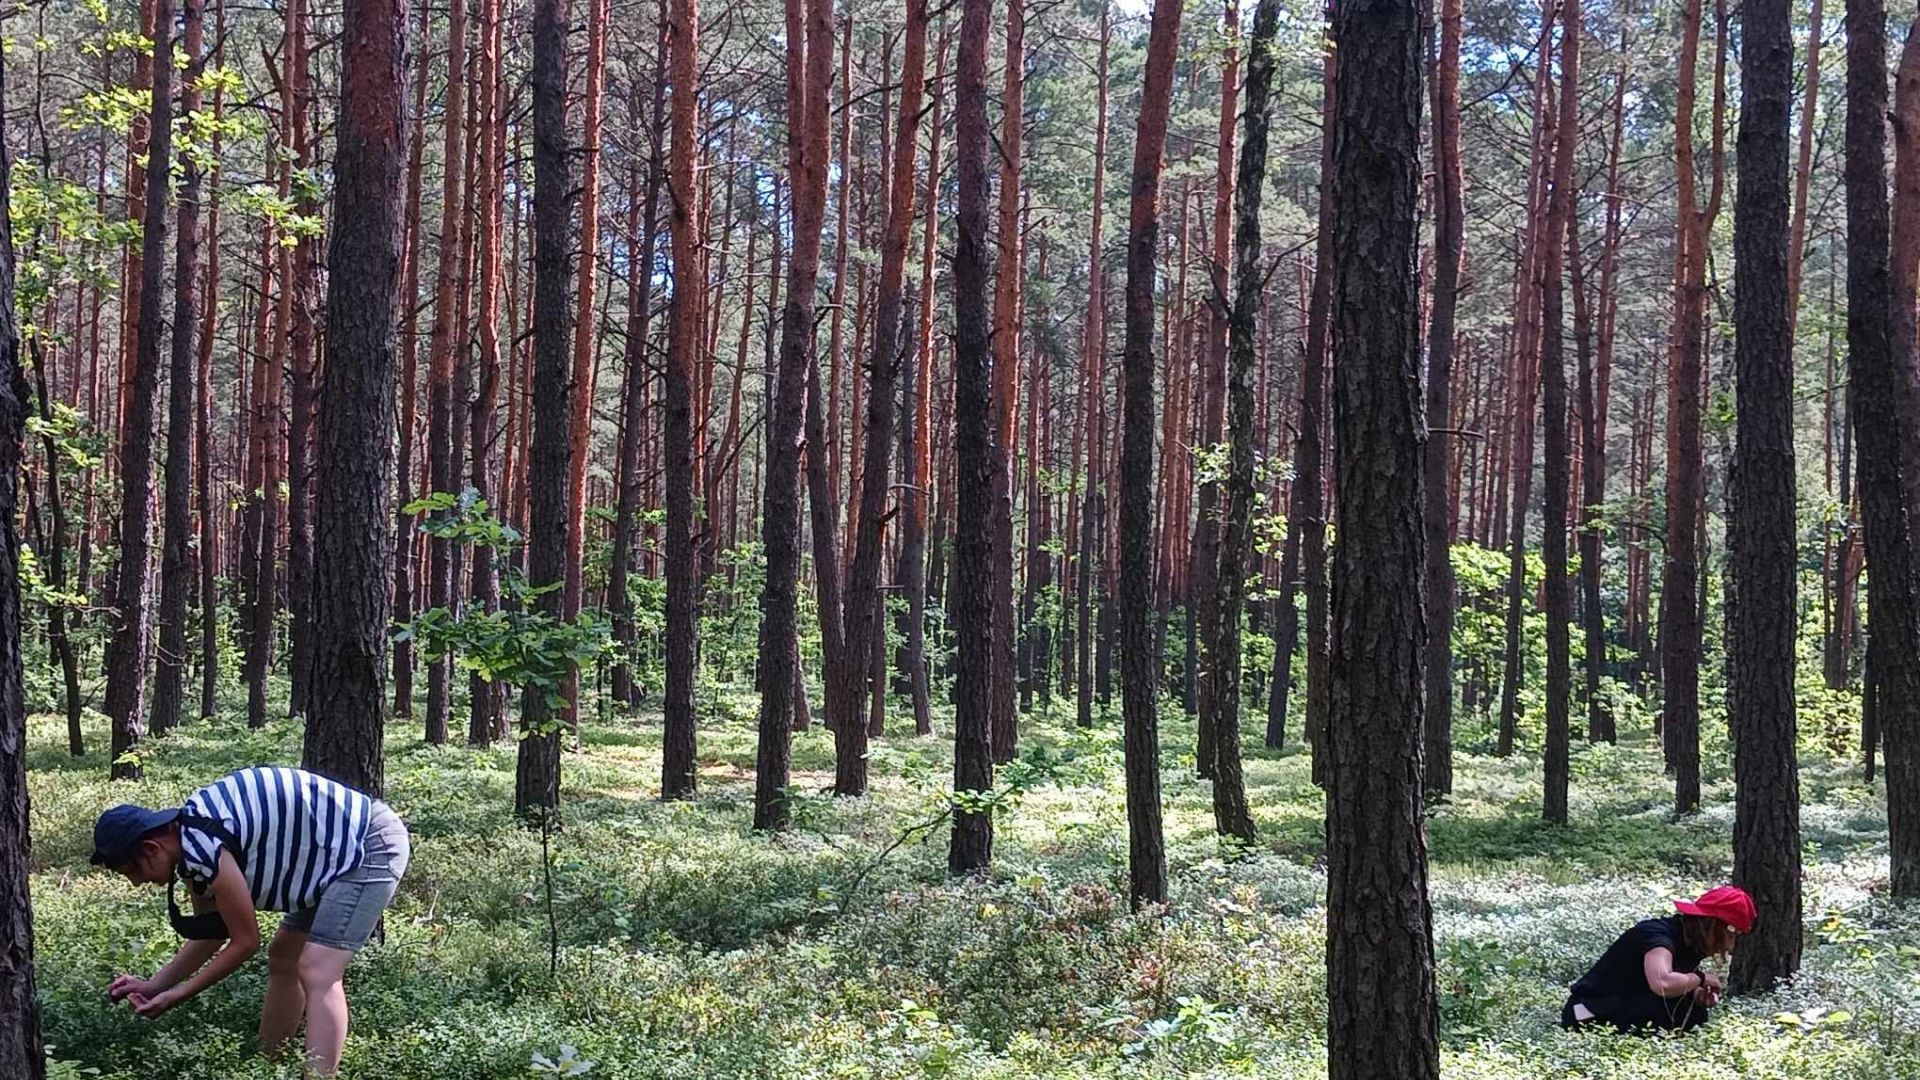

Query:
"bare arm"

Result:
[[1642, 947, 1709, 999], [132, 851, 261, 1016]]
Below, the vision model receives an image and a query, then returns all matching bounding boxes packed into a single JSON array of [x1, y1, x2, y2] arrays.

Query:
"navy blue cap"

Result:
[[90, 804, 180, 867]]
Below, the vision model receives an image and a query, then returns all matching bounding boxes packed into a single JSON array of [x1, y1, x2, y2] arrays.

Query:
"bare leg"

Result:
[[258, 925, 309, 1059], [296, 942, 355, 1077]]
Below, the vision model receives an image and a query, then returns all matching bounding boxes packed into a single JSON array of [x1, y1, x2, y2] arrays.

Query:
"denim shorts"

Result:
[[282, 800, 410, 952]]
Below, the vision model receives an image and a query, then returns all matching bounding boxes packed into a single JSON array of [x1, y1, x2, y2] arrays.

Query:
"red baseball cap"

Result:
[[1675, 885, 1756, 934]]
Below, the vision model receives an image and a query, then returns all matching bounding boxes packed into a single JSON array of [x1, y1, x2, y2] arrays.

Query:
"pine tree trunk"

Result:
[[1118, 0, 1184, 909], [1296, 49, 1335, 785], [424, 0, 467, 748], [154, 0, 207, 738], [1075, 9, 1109, 733], [949, 0, 997, 874], [1190, 1, 1237, 782], [753, 0, 833, 825], [1662, 0, 1726, 813], [283, 0, 318, 719], [1422, 0, 1464, 794], [102, 0, 173, 780], [0, 35, 46, 1074], [1727, 0, 1803, 991], [515, 0, 574, 819], [897, 29, 946, 738], [610, 10, 668, 708], [303, 0, 410, 797], [1863, 3, 1920, 895], [1539, 0, 1580, 825], [390, 39, 430, 719], [562, 0, 610, 729], [661, 0, 704, 803], [987, 0, 1024, 763], [839, 0, 930, 794], [1324, 0, 1440, 1068], [1209, 0, 1279, 844], [468, 0, 507, 746], [196, 0, 227, 725]]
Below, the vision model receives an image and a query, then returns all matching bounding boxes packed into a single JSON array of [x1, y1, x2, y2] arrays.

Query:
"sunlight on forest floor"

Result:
[[23, 689, 1920, 1078]]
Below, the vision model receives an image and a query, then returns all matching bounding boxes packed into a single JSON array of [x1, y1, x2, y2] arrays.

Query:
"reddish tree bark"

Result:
[[304, 0, 411, 796], [423, 0, 468, 747], [1422, 0, 1464, 793], [1118, 0, 1184, 909]]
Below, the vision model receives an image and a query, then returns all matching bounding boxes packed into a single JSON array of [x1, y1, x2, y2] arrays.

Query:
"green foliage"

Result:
[[398, 492, 608, 729]]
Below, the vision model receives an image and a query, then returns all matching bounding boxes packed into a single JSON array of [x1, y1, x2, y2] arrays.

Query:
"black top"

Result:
[[1569, 916, 1702, 1010]]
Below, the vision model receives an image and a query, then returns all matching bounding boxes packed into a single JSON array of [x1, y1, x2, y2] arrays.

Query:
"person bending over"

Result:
[[1561, 885, 1754, 1033], [91, 765, 411, 1076]]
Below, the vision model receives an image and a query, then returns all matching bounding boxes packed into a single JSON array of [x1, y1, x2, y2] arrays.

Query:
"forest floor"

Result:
[[23, 685, 1920, 1078]]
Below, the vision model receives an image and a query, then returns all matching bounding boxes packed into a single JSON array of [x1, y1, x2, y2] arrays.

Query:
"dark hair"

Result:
[[1678, 913, 1733, 956]]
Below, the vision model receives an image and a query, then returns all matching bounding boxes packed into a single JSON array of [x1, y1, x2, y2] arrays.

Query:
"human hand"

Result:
[[107, 974, 152, 1003], [128, 988, 182, 1018], [1699, 970, 1723, 994]]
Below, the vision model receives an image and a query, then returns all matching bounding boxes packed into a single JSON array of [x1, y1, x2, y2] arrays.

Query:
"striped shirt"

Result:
[[178, 767, 374, 912]]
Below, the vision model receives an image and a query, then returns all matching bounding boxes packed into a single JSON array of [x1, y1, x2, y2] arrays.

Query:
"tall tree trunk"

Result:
[[662, 0, 703, 803], [154, 0, 207, 738], [515, 0, 574, 818], [949, 0, 997, 874], [563, 0, 610, 729], [610, 8, 668, 708], [1540, 0, 1580, 825], [283, 0, 318, 719], [1209, 0, 1279, 844], [987, 0, 1024, 763], [304, 0, 410, 797], [1662, 0, 1726, 813], [898, 27, 947, 738], [1868, 8, 1920, 895], [1727, 0, 1803, 991], [391, 33, 430, 719], [1190, 0, 1238, 782], [0, 32, 46, 1074], [424, 0, 467, 747], [102, 0, 173, 781], [1422, 0, 1464, 794], [1292, 49, 1336, 782], [468, 0, 507, 746], [1324, 0, 1440, 1069], [1580, 34, 1627, 744], [1118, 0, 1184, 909], [1075, 8, 1110, 733], [752, 0, 833, 825], [197, 0, 227, 725], [839, 0, 931, 794], [1497, 6, 1555, 759]]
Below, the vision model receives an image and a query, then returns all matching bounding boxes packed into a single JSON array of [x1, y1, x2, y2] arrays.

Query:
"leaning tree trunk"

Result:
[[948, 0, 997, 875], [1727, 0, 1802, 991], [102, 0, 174, 781], [0, 33, 46, 1075], [153, 0, 207, 738], [515, 0, 574, 819], [1324, 0, 1441, 1072], [1117, 0, 1184, 909], [303, 0, 410, 798]]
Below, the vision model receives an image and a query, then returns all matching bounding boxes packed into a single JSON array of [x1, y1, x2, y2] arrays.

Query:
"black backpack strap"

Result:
[[175, 813, 246, 895]]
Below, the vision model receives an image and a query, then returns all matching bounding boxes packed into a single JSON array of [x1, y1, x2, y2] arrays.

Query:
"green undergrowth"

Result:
[[25, 689, 1920, 1078]]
